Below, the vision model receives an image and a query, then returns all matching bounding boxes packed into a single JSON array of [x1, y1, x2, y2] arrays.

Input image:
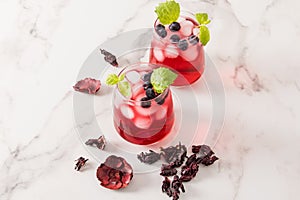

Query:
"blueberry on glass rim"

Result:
[[188, 35, 199, 45], [143, 82, 153, 90], [141, 97, 151, 108], [155, 90, 169, 105], [146, 88, 156, 99], [170, 34, 180, 43], [169, 22, 181, 32], [177, 39, 189, 51], [155, 24, 167, 38], [142, 72, 153, 82]]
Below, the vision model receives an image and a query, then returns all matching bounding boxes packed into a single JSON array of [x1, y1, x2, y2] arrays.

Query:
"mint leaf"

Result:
[[155, 0, 180, 25], [150, 67, 177, 93], [195, 13, 211, 25], [199, 26, 210, 46], [106, 74, 119, 85], [118, 81, 132, 98], [118, 73, 125, 81]]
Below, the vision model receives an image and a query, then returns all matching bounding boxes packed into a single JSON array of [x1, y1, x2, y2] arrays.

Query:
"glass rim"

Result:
[[115, 62, 171, 103]]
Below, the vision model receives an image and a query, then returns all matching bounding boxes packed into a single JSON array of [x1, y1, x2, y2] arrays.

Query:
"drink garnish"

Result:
[[106, 73, 132, 98], [150, 67, 177, 94], [154, 0, 211, 46], [155, 0, 180, 25], [195, 13, 211, 46]]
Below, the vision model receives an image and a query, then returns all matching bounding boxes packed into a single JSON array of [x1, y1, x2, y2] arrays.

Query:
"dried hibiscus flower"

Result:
[[100, 49, 118, 67], [96, 155, 133, 190], [74, 157, 88, 171], [73, 78, 101, 94], [85, 135, 106, 150]]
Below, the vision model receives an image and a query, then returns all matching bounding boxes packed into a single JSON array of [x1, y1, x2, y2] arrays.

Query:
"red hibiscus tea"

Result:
[[113, 63, 174, 145], [149, 12, 205, 86]]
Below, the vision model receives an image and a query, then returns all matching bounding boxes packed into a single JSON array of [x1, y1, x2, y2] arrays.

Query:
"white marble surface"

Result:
[[1, 0, 300, 199]]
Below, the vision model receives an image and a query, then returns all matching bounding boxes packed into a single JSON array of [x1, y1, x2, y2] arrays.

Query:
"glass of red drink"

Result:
[[113, 63, 175, 145], [149, 11, 205, 86]]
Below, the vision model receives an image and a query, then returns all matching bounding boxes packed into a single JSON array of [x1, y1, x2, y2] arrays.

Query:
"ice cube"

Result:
[[126, 70, 140, 83], [180, 20, 194, 37], [193, 27, 200, 36], [156, 107, 167, 120], [120, 104, 134, 119], [134, 117, 152, 129], [181, 45, 199, 61], [153, 48, 165, 62], [164, 45, 179, 58]]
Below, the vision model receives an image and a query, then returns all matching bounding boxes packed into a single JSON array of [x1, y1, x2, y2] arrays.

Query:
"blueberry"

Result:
[[188, 35, 199, 45], [156, 97, 165, 105], [169, 22, 181, 32], [170, 34, 180, 43], [155, 24, 167, 38], [142, 72, 152, 82], [141, 97, 151, 108], [155, 90, 169, 105], [143, 82, 153, 90], [177, 39, 189, 51], [146, 88, 156, 99]]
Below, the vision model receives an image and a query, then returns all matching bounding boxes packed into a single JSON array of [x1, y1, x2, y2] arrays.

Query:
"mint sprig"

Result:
[[195, 13, 211, 25], [155, 0, 180, 25], [198, 26, 210, 46], [150, 67, 177, 94], [117, 81, 131, 98], [195, 13, 211, 46], [106, 73, 131, 98]]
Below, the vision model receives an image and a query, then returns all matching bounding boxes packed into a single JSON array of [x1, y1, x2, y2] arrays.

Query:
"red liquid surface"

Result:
[[113, 88, 174, 145], [149, 18, 205, 86]]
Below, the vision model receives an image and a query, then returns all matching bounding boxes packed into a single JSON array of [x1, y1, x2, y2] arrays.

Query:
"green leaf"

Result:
[[118, 81, 132, 98], [150, 67, 177, 93], [195, 13, 211, 25], [106, 74, 119, 85], [118, 73, 125, 81], [155, 0, 180, 25], [198, 26, 210, 46]]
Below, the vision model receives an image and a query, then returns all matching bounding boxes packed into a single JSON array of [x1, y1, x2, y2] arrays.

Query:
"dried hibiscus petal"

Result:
[[96, 155, 133, 190], [74, 157, 88, 171], [171, 175, 185, 194], [137, 150, 161, 164], [199, 155, 219, 166], [192, 144, 214, 156], [160, 142, 187, 163], [185, 154, 197, 166], [193, 144, 219, 166], [160, 164, 178, 177], [73, 78, 101, 94], [85, 135, 106, 150], [162, 177, 172, 197], [100, 49, 118, 67]]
